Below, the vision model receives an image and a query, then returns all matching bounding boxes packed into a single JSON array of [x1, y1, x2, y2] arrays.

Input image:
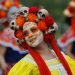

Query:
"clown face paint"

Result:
[[23, 22, 44, 47]]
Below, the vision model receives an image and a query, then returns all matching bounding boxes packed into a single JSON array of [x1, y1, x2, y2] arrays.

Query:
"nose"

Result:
[[28, 33, 33, 38]]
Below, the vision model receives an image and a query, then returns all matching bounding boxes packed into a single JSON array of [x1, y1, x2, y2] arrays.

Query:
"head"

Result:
[[23, 22, 44, 47], [11, 7, 57, 48]]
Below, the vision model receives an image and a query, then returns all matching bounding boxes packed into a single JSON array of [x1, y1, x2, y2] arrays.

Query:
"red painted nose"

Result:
[[28, 33, 33, 38]]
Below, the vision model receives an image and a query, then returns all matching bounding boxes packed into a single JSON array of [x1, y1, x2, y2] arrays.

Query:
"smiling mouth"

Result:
[[29, 37, 37, 43]]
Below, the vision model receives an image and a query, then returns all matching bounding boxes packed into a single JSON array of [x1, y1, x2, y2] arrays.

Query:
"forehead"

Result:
[[23, 22, 37, 30]]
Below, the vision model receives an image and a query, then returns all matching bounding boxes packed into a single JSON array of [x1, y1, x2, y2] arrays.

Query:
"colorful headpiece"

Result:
[[9, 6, 72, 75], [10, 6, 58, 40]]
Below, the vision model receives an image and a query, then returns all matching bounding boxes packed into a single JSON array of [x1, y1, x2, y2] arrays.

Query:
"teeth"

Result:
[[29, 37, 36, 43], [29, 37, 36, 41]]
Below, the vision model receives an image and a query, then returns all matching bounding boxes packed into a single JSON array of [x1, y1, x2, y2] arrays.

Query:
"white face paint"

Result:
[[23, 22, 44, 47]]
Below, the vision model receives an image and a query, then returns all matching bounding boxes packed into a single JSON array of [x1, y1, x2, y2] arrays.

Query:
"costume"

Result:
[[8, 53, 75, 75], [8, 6, 75, 75]]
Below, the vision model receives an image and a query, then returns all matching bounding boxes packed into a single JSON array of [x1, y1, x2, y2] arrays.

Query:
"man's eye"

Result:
[[24, 31, 29, 36], [31, 28, 38, 32]]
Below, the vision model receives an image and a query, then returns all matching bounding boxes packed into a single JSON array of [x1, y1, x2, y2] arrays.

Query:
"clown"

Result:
[[8, 6, 75, 75]]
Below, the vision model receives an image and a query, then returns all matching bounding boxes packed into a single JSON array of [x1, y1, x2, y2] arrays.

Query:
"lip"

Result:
[[28, 36, 37, 43]]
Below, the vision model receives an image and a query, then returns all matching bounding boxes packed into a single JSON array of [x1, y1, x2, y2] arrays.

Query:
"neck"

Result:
[[32, 41, 56, 60], [33, 41, 49, 54]]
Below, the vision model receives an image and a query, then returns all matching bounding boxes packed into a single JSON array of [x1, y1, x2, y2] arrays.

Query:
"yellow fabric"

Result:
[[8, 54, 75, 75]]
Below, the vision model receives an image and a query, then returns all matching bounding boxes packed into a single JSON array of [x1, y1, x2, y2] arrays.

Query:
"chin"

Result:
[[27, 36, 43, 47], [30, 41, 41, 47]]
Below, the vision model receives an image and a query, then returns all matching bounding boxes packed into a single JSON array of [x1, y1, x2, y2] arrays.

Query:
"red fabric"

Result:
[[71, 17, 75, 32], [45, 33, 72, 75], [68, 7, 75, 14], [28, 48, 51, 75], [22, 42, 51, 75]]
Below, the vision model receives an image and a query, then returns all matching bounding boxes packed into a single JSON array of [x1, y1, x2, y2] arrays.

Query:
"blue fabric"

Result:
[[71, 41, 75, 56], [5, 47, 28, 63]]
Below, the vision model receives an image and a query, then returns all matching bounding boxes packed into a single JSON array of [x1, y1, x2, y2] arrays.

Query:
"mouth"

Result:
[[28, 36, 37, 43]]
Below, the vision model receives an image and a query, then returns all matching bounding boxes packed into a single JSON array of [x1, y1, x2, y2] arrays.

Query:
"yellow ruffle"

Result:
[[8, 54, 75, 75]]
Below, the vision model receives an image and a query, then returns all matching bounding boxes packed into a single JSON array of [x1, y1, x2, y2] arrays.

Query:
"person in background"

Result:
[[57, 0, 75, 59]]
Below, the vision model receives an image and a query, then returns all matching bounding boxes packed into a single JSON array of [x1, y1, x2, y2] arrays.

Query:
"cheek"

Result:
[[36, 31, 44, 40], [36, 31, 43, 36]]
